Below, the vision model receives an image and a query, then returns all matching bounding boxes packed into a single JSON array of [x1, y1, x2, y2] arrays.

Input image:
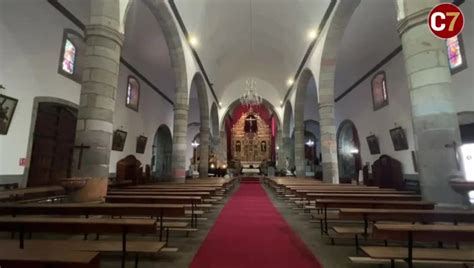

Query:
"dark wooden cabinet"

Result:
[[372, 155, 404, 190]]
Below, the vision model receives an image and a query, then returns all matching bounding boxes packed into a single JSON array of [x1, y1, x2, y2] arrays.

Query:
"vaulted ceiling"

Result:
[[60, 0, 401, 109], [174, 0, 332, 103]]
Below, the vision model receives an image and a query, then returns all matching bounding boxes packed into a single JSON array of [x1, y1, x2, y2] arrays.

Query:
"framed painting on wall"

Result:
[[0, 94, 18, 135], [112, 130, 127, 151], [366, 135, 380, 155], [389, 127, 409, 151], [136, 135, 148, 154]]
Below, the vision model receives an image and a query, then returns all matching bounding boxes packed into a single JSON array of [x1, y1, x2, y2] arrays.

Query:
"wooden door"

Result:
[[28, 103, 77, 187]]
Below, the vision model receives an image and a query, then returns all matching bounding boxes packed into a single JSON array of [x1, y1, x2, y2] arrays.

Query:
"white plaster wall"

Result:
[[0, 0, 176, 181], [335, 54, 417, 174], [108, 65, 174, 174], [0, 0, 82, 178]]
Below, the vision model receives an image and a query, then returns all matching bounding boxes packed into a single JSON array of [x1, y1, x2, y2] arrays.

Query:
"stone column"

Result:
[[171, 102, 189, 182], [319, 101, 339, 183], [397, 0, 462, 205], [218, 130, 227, 166], [73, 14, 123, 178], [199, 126, 210, 178], [68, 1, 122, 202], [276, 132, 286, 171], [294, 120, 305, 177]]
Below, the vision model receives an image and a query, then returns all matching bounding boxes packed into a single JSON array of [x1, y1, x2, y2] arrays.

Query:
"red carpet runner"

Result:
[[190, 182, 322, 268]]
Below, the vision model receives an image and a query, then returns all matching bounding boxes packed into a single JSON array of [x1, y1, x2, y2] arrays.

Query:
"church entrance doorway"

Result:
[[27, 102, 77, 187], [152, 124, 173, 179]]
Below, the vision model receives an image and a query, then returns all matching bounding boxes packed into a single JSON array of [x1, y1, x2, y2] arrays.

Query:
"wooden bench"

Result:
[[0, 186, 65, 203], [360, 247, 474, 268], [338, 208, 474, 237], [104, 195, 202, 227], [0, 203, 185, 242], [0, 240, 165, 268], [0, 216, 157, 268], [108, 191, 212, 199], [0, 247, 100, 268], [314, 199, 435, 234], [365, 223, 474, 268]]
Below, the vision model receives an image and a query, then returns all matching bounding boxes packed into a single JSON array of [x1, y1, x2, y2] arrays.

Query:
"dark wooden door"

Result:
[[28, 103, 77, 187]]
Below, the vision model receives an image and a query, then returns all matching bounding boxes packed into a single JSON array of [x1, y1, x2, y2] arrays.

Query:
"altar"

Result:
[[231, 109, 271, 163]]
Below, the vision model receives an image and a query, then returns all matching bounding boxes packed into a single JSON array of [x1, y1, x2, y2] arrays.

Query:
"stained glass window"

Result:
[[446, 35, 466, 74], [62, 39, 76, 75], [126, 76, 140, 111], [371, 71, 389, 111]]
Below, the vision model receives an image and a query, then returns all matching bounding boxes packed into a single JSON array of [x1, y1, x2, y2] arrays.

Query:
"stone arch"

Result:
[[189, 72, 210, 178], [123, 0, 187, 100], [336, 119, 362, 183], [294, 68, 317, 177], [219, 98, 281, 132], [210, 102, 219, 137], [152, 124, 173, 179], [123, 0, 189, 180], [317, 0, 360, 182]]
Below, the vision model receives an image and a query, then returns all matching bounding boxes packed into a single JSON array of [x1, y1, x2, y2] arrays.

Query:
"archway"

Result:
[[294, 68, 317, 177], [304, 120, 321, 178], [222, 99, 279, 174], [123, 0, 189, 180], [188, 73, 210, 178], [337, 120, 362, 183], [317, 0, 360, 183], [282, 101, 295, 171], [152, 124, 173, 179]]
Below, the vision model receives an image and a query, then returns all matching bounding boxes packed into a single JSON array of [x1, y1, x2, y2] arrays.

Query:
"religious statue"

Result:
[[236, 140, 241, 152], [244, 115, 258, 133], [261, 141, 267, 152]]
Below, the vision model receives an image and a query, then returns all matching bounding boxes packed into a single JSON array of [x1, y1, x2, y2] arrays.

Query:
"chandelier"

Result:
[[239, 78, 262, 107]]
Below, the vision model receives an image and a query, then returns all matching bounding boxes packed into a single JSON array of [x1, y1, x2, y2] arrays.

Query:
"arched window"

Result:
[[447, 35, 468, 74], [62, 39, 76, 75], [371, 71, 389, 111], [126, 76, 140, 111], [58, 29, 84, 83]]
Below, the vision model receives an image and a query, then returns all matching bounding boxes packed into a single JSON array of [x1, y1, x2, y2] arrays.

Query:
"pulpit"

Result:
[[372, 155, 404, 190], [116, 155, 143, 185]]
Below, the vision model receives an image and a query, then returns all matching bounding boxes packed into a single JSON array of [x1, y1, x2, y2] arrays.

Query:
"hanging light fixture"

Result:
[[239, 0, 262, 108], [240, 78, 262, 107]]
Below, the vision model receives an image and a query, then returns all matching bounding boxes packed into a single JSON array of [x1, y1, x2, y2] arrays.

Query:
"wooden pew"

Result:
[[0, 216, 156, 268], [335, 208, 474, 253], [0, 203, 185, 242], [306, 193, 421, 201], [112, 187, 221, 195], [105, 195, 202, 227], [107, 191, 212, 198], [0, 186, 65, 203], [362, 223, 474, 268], [0, 247, 100, 268], [314, 199, 435, 234]]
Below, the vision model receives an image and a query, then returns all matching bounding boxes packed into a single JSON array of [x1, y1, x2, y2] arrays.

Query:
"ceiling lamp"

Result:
[[189, 35, 199, 47], [307, 30, 317, 40], [239, 78, 262, 107], [287, 78, 294, 86]]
